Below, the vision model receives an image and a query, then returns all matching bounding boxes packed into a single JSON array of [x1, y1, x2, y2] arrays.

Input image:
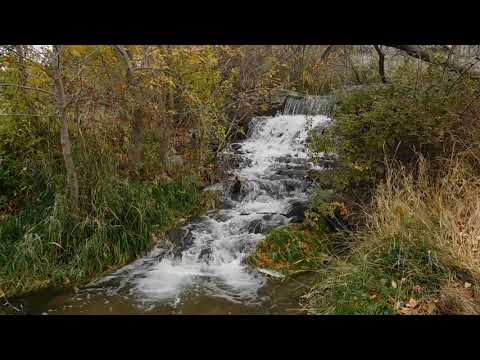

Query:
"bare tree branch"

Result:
[[383, 45, 480, 80], [321, 45, 335, 61], [0, 83, 54, 96], [113, 45, 135, 75], [0, 113, 57, 117]]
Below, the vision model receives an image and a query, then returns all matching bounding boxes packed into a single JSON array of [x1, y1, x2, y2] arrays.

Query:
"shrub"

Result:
[[312, 66, 480, 191]]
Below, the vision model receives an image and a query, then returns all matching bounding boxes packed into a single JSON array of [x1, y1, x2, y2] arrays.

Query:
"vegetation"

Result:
[[0, 45, 286, 298], [3, 45, 480, 314], [253, 48, 480, 314]]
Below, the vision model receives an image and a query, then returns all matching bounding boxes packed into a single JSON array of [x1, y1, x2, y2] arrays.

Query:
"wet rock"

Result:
[[198, 247, 212, 262], [222, 199, 235, 209], [286, 201, 308, 223], [247, 219, 264, 234], [168, 227, 195, 258], [230, 143, 242, 152], [281, 179, 302, 192], [230, 176, 243, 201], [213, 212, 232, 222], [275, 169, 308, 178], [262, 213, 273, 221]]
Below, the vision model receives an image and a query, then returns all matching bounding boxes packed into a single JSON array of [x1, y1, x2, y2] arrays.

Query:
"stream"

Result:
[[5, 96, 333, 315]]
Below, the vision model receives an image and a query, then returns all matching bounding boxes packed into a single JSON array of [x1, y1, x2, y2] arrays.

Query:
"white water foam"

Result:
[[89, 113, 330, 306]]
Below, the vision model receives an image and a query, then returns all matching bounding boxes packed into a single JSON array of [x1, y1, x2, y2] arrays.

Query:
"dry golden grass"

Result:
[[369, 158, 480, 279], [359, 157, 480, 313], [436, 281, 480, 314]]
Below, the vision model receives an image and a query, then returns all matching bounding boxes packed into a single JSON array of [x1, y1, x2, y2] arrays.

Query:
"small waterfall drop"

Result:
[[283, 94, 335, 116]]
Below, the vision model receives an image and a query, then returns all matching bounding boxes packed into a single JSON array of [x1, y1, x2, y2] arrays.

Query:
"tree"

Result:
[[373, 45, 387, 83], [383, 45, 480, 80], [113, 45, 148, 175], [52, 45, 79, 211]]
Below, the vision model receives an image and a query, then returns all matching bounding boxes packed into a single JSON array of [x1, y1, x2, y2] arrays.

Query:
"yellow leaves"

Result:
[[68, 45, 90, 57], [338, 203, 348, 217]]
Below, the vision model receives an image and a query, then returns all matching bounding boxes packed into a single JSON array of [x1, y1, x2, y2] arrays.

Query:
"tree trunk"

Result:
[[114, 45, 146, 175], [52, 45, 79, 211], [373, 45, 387, 83], [344, 46, 361, 84]]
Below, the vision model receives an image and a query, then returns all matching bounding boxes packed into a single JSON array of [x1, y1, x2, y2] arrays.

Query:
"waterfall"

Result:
[[283, 95, 335, 116], [36, 110, 331, 313]]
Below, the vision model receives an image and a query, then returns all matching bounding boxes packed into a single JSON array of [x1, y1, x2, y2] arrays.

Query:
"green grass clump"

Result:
[[0, 178, 210, 298], [251, 192, 353, 274], [305, 235, 447, 315]]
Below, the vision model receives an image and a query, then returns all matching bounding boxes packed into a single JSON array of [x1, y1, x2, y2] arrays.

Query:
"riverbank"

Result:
[[252, 161, 480, 314], [251, 70, 480, 314], [0, 179, 218, 301]]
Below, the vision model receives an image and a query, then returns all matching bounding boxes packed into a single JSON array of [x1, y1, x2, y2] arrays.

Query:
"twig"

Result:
[[0, 83, 54, 96], [0, 113, 57, 117]]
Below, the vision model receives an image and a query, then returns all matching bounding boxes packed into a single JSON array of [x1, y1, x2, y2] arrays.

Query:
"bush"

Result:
[[312, 66, 480, 191]]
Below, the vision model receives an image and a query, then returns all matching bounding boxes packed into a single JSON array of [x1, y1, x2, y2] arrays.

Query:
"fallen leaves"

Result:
[[397, 298, 419, 315]]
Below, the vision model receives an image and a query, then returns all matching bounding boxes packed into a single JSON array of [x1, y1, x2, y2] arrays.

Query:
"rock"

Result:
[[247, 219, 264, 234], [275, 169, 308, 178], [168, 227, 195, 258], [230, 176, 243, 201], [198, 247, 212, 262], [222, 199, 235, 209], [286, 201, 308, 223], [262, 213, 273, 221], [231, 143, 242, 151], [213, 212, 232, 222]]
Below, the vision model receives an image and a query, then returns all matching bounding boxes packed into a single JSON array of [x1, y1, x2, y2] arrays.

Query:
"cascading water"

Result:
[[15, 100, 332, 314], [283, 95, 335, 116]]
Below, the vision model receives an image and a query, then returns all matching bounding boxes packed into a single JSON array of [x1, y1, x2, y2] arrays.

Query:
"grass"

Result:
[[252, 157, 480, 314], [0, 177, 216, 299]]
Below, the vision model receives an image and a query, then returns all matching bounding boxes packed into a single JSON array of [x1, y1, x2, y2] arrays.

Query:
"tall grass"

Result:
[[304, 157, 480, 314], [0, 155, 212, 298]]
